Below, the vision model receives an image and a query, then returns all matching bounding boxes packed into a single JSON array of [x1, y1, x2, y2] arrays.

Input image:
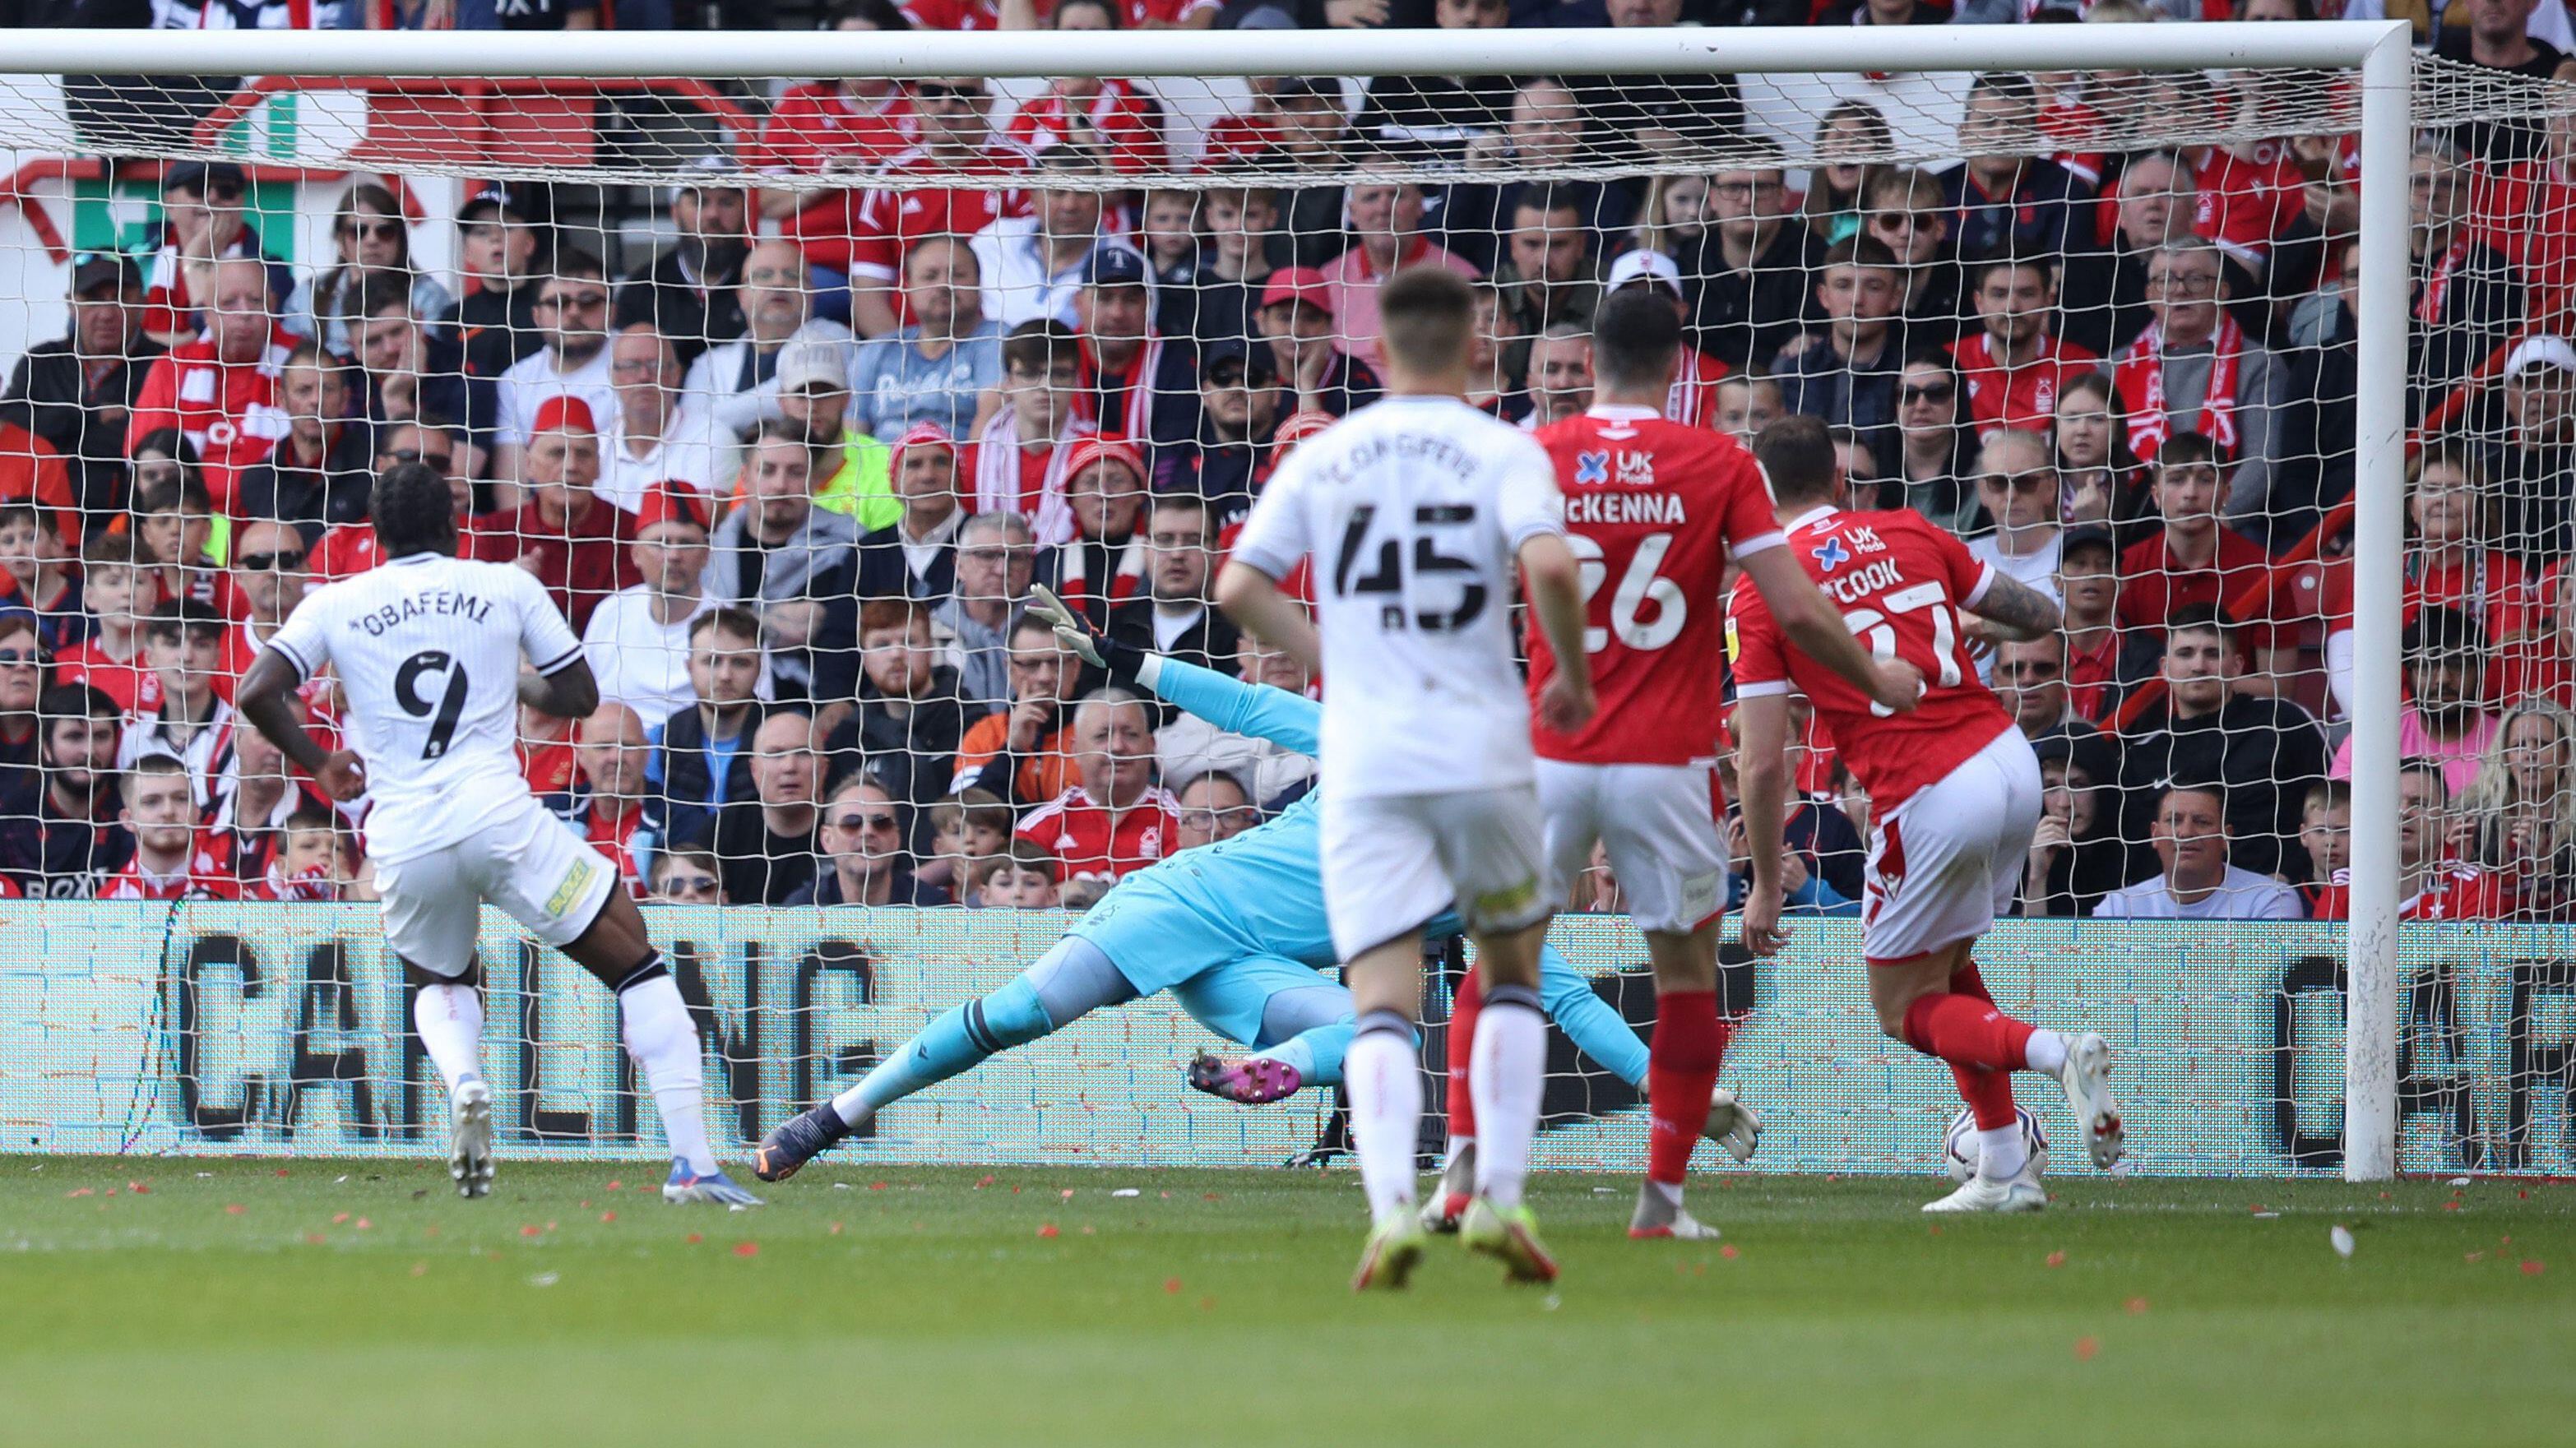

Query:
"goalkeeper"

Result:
[[752, 589, 1761, 1182]]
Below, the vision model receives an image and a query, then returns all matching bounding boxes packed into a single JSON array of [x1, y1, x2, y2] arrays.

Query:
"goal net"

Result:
[[0, 23, 2564, 1179]]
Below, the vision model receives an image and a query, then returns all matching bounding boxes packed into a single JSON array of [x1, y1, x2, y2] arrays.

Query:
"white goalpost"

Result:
[[0, 21, 2449, 1180]]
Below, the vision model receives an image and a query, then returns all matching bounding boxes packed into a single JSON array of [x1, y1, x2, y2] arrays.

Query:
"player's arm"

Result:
[[1519, 531, 1596, 731], [1962, 571, 2063, 645], [1735, 548, 1922, 715], [512, 563, 601, 719], [239, 648, 365, 803], [1214, 562, 1323, 675], [520, 658, 600, 719], [1730, 688, 1794, 959], [1028, 586, 1320, 755]]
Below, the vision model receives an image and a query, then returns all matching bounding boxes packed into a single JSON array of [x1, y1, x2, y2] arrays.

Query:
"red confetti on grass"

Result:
[[974, 1175, 997, 1189], [2444, 1202, 2462, 1211], [2073, 1337, 2100, 1362], [331, 1213, 350, 1225], [304, 1233, 326, 1245], [828, 1223, 844, 1235], [871, 1182, 890, 1191], [1165, 1277, 1183, 1293], [2248, 1204, 2264, 1213], [2523, 1260, 2547, 1276], [64, 1188, 90, 1198], [1927, 1225, 1942, 1236], [1719, 1243, 1740, 1260], [126, 1181, 148, 1194], [605, 1180, 623, 1191], [1037, 1224, 1061, 1238], [733, 1242, 759, 1257], [2046, 1251, 2068, 1268], [410, 1262, 428, 1277], [686, 1233, 704, 1244], [2124, 1297, 2150, 1315], [600, 1211, 618, 1224], [276, 1168, 289, 1177], [354, 1218, 373, 1231], [1202, 1193, 1221, 1201], [2519, 1190, 2531, 1200], [224, 1204, 243, 1214], [519, 1224, 541, 1238]]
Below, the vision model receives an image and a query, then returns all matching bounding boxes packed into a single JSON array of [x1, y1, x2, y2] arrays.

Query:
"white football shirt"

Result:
[[1230, 393, 1564, 800], [266, 552, 584, 863]]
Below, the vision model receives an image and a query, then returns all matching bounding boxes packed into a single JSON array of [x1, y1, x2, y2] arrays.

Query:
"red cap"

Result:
[[530, 394, 596, 437], [893, 420, 957, 464], [634, 483, 709, 536], [1063, 436, 1147, 488], [1259, 266, 1333, 316], [1272, 409, 1337, 451]]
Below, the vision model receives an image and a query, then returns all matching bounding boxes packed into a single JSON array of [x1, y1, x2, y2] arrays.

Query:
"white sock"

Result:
[[412, 983, 485, 1095], [1346, 1017, 1421, 1226], [1645, 1177, 1684, 1207], [2023, 1029, 2069, 1076], [1469, 990, 1546, 1211], [1977, 1123, 2029, 1182], [619, 971, 719, 1177]]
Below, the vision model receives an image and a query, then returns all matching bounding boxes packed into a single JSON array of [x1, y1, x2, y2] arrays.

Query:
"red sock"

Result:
[[1647, 990, 1725, 1185], [1951, 1062, 2019, 1130], [1900, 991, 2036, 1072], [1446, 967, 1481, 1143], [1950, 962, 1995, 1006]]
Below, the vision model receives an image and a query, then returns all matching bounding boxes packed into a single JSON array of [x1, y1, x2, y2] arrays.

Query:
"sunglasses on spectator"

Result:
[[1980, 469, 2055, 494], [661, 875, 720, 896], [384, 447, 456, 470], [237, 550, 306, 571], [835, 812, 901, 831], [916, 82, 987, 101], [0, 649, 39, 668], [539, 290, 609, 311], [342, 219, 405, 241], [1180, 807, 1258, 830], [1899, 382, 1956, 404]]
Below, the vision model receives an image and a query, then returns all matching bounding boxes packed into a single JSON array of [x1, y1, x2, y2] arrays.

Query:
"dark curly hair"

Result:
[[370, 460, 456, 559]]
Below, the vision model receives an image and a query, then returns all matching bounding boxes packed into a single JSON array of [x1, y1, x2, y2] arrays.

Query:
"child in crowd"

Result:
[[919, 789, 1013, 897], [2296, 780, 2352, 918], [132, 471, 224, 609], [971, 841, 1059, 909], [0, 504, 87, 655], [56, 531, 160, 715]]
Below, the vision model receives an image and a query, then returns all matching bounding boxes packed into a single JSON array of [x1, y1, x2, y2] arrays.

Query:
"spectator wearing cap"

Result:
[[450, 183, 552, 383], [2114, 431, 2289, 689], [126, 255, 292, 516], [707, 423, 862, 707], [1049, 437, 1152, 618], [2, 253, 164, 520], [1601, 250, 1731, 428], [682, 239, 858, 449], [492, 249, 618, 490], [1255, 267, 1381, 419], [971, 143, 1124, 330], [2490, 335, 2576, 558], [1185, 184, 1280, 356], [352, 275, 493, 454], [855, 423, 969, 603], [1013, 687, 1179, 884], [2114, 606, 2327, 881], [1156, 342, 1282, 530], [1108, 493, 1236, 673], [2093, 782, 2304, 921], [1939, 73, 2098, 266], [752, 1, 920, 229], [138, 161, 290, 349], [216, 519, 308, 698], [822, 598, 971, 835], [614, 160, 752, 372], [2111, 237, 2291, 525], [583, 485, 725, 729], [545, 702, 655, 897], [236, 340, 373, 539], [2059, 523, 2122, 722], [599, 323, 721, 514], [774, 340, 896, 534], [2331, 604, 2504, 799], [974, 320, 1097, 547], [117, 598, 235, 809], [474, 396, 637, 634], [1319, 182, 1480, 371], [1682, 158, 1819, 375], [849, 236, 1005, 442], [837, 76, 1034, 338], [1074, 245, 1198, 459], [1952, 256, 2101, 441]]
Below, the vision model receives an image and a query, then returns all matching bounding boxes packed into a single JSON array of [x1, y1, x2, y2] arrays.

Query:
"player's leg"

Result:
[[373, 848, 493, 1199], [1177, 958, 1351, 1103], [758, 932, 1141, 1182], [1440, 785, 1560, 1284]]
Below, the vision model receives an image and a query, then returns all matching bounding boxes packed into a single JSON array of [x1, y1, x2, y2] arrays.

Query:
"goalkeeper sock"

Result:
[[831, 977, 1054, 1127], [1646, 990, 1724, 1187], [1901, 991, 2036, 1073], [1469, 983, 1545, 1211], [412, 983, 484, 1094], [1346, 1011, 1421, 1226], [618, 970, 718, 1177], [1446, 968, 1480, 1143], [1256, 1021, 1347, 1089]]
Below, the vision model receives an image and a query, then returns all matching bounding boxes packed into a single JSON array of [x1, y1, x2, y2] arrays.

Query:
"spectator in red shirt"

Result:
[[549, 701, 654, 895], [1953, 256, 2101, 440], [0, 419, 78, 553], [755, 0, 920, 231], [1003, 1, 1169, 173], [2057, 524, 2122, 721], [1013, 685, 1177, 884], [473, 396, 637, 633], [2312, 761, 2518, 921], [211, 701, 326, 890], [57, 530, 160, 717], [127, 255, 292, 515], [2324, 445, 2542, 714], [310, 418, 472, 582], [98, 756, 235, 902], [2115, 430, 2286, 689], [840, 76, 1033, 335], [240, 807, 344, 903], [138, 163, 288, 349]]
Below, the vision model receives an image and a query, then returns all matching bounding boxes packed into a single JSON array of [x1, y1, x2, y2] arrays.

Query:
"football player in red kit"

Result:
[[1433, 293, 1924, 1241], [1727, 416, 2125, 1211]]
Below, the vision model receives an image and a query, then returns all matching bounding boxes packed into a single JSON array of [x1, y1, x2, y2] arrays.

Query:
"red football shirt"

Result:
[[2115, 526, 2279, 655], [98, 837, 239, 901], [751, 84, 917, 174], [58, 637, 163, 716], [1726, 506, 2015, 813], [836, 145, 1032, 280], [2310, 864, 2516, 923], [1528, 405, 1785, 766], [1951, 331, 2101, 438], [1015, 784, 1178, 883]]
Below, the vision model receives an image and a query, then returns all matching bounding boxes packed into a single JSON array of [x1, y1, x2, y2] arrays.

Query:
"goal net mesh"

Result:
[[0, 45, 2570, 1177]]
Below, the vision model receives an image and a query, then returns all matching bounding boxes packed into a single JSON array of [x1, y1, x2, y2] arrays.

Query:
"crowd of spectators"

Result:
[[1, 0, 2574, 923]]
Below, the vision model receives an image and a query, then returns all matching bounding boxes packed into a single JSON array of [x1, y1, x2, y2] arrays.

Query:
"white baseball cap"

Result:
[[2505, 335, 2576, 379], [1605, 248, 1684, 295], [776, 337, 850, 395]]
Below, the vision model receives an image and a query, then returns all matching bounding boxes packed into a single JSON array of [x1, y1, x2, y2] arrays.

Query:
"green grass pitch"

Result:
[[3, 1158, 2569, 1447]]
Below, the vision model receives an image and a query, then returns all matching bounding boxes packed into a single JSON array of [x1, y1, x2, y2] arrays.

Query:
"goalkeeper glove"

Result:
[[1027, 585, 1148, 687]]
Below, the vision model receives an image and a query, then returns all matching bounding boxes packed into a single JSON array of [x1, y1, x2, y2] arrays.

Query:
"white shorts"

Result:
[[1536, 758, 1727, 935], [1320, 785, 1552, 961], [372, 793, 619, 979], [1862, 727, 2041, 965]]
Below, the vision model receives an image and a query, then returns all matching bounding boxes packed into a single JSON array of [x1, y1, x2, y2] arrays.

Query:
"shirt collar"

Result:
[[1584, 404, 1660, 422], [1786, 504, 1840, 530]]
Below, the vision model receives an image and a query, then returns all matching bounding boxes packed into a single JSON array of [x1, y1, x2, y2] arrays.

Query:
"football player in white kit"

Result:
[[236, 462, 762, 1206], [1219, 266, 1596, 1290]]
